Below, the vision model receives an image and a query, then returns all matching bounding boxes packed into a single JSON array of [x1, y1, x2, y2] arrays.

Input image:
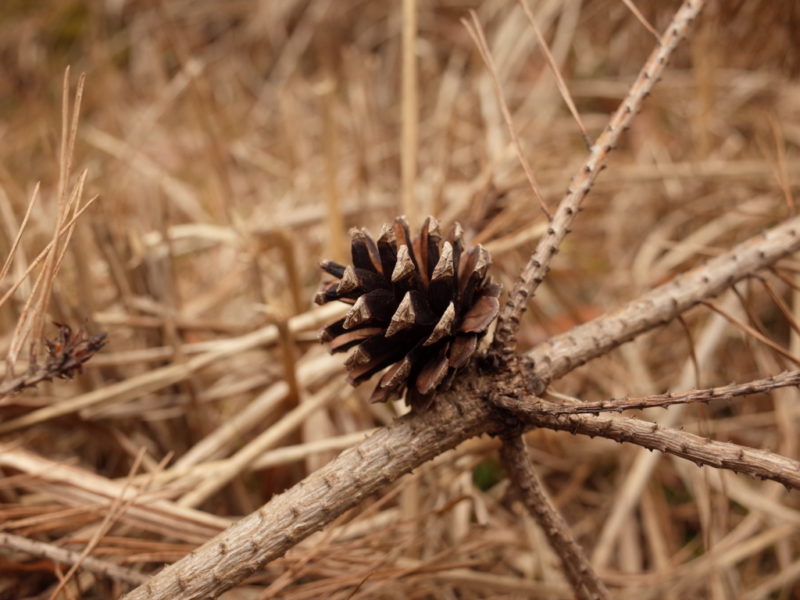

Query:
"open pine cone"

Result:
[[315, 216, 501, 410]]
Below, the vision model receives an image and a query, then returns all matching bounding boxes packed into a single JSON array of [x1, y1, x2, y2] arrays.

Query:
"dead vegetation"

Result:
[[1, 1, 800, 598]]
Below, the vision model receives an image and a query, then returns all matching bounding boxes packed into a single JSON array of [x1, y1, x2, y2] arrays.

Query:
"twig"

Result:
[[0, 324, 107, 402], [499, 434, 609, 600], [122, 391, 490, 600], [528, 215, 800, 384], [536, 370, 800, 415], [0, 532, 147, 586], [492, 0, 707, 356], [122, 209, 800, 600], [492, 395, 800, 490]]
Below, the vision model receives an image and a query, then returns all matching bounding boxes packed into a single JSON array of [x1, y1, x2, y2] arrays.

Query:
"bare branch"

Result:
[[492, 0, 707, 356], [122, 393, 490, 600], [123, 212, 800, 600], [492, 395, 800, 490], [538, 370, 800, 415], [499, 434, 609, 600], [528, 215, 800, 384]]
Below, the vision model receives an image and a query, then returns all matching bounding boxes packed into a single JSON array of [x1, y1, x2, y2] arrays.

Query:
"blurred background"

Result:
[[1, 1, 799, 598]]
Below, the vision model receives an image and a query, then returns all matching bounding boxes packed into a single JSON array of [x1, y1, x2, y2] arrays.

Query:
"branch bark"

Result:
[[534, 370, 800, 415], [123, 215, 800, 600], [499, 434, 609, 600], [528, 216, 800, 383], [492, 0, 707, 354], [124, 391, 491, 600], [492, 395, 800, 490]]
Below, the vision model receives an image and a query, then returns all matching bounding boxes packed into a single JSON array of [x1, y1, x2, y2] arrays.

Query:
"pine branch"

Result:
[[528, 216, 800, 384], [499, 434, 609, 600], [536, 370, 800, 415], [492, 395, 800, 490], [492, 0, 706, 355], [123, 392, 490, 600], [123, 214, 800, 600]]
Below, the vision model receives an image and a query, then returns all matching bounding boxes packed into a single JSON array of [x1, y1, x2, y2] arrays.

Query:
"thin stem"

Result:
[[537, 370, 800, 415], [463, 12, 550, 220], [492, 0, 707, 356], [401, 0, 418, 227], [517, 0, 590, 147], [492, 395, 800, 490], [500, 434, 609, 600]]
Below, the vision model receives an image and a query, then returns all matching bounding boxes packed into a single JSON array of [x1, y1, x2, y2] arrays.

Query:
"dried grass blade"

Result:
[[462, 12, 550, 220], [517, 0, 591, 147]]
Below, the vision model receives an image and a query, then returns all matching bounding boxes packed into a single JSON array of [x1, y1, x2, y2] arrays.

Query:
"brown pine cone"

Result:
[[315, 216, 501, 410]]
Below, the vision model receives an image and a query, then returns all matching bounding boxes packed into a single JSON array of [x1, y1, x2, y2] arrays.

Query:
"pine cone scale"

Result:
[[460, 295, 501, 333], [423, 302, 455, 346], [448, 334, 478, 369], [342, 289, 395, 329], [391, 245, 416, 283], [350, 229, 383, 274]]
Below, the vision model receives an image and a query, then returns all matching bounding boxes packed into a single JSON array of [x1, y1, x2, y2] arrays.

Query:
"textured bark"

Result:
[[124, 390, 494, 600], [528, 216, 800, 383], [500, 434, 609, 600], [493, 396, 800, 490], [528, 370, 800, 415], [124, 215, 800, 600]]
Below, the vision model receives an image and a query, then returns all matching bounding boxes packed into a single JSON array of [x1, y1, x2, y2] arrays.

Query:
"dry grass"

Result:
[[1, 1, 799, 598]]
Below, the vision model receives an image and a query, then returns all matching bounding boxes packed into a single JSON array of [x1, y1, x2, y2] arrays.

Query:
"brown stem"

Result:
[[492, 0, 707, 355], [499, 434, 610, 600], [123, 391, 490, 600], [493, 395, 800, 490], [537, 370, 800, 415], [0, 325, 106, 401], [528, 216, 800, 383]]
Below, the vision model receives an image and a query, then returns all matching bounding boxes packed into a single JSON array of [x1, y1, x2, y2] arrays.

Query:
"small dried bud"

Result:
[[44, 323, 107, 379]]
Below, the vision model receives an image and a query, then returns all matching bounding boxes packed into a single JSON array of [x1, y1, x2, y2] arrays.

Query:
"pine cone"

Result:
[[315, 216, 501, 410]]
